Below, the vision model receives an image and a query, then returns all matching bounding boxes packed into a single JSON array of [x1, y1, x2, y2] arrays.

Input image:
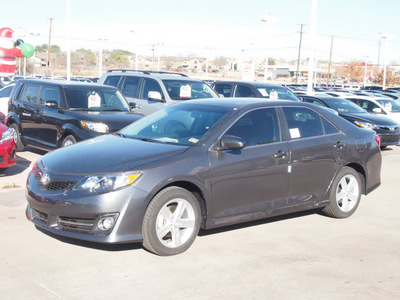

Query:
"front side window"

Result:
[[225, 108, 281, 146], [39, 87, 60, 105], [234, 85, 256, 97], [140, 78, 164, 99], [283, 107, 324, 139], [20, 84, 40, 103]]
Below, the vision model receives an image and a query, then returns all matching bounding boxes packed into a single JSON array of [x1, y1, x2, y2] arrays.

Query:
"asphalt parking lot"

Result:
[[0, 146, 399, 299]]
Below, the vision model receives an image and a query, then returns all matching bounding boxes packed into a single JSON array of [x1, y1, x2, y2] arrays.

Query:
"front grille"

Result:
[[377, 125, 400, 131], [58, 216, 95, 234], [0, 155, 4, 164], [34, 171, 76, 191], [32, 208, 48, 223], [380, 133, 400, 144]]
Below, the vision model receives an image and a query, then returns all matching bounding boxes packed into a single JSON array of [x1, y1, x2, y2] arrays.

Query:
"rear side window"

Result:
[[214, 84, 233, 97], [103, 75, 121, 87], [121, 76, 140, 98], [39, 87, 60, 105], [283, 107, 324, 139], [19, 84, 40, 103]]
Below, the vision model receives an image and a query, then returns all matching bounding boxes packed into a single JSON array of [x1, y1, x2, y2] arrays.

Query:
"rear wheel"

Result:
[[142, 186, 201, 256], [62, 135, 76, 147], [9, 123, 25, 151], [323, 167, 361, 218]]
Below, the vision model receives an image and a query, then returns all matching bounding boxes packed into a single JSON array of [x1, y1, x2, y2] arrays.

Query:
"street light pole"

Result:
[[260, 14, 277, 82], [296, 24, 305, 84], [47, 18, 53, 77], [307, 0, 318, 95]]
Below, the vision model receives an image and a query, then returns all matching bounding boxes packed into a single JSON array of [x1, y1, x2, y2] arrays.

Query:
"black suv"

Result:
[[6, 79, 142, 151], [99, 70, 219, 115], [211, 81, 299, 101]]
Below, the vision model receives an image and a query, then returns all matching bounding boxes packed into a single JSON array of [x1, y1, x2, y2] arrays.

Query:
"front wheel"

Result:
[[62, 135, 76, 147], [142, 186, 201, 256], [323, 167, 362, 218], [9, 123, 25, 151]]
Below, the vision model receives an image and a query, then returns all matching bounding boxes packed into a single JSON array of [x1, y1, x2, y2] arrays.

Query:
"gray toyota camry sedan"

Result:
[[26, 99, 382, 256]]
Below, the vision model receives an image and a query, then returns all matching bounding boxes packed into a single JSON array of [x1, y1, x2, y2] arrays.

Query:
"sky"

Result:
[[2, 0, 400, 64]]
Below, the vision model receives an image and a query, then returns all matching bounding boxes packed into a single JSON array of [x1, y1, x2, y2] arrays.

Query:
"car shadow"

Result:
[[0, 147, 47, 177], [198, 209, 321, 237], [35, 209, 322, 253], [35, 226, 143, 252]]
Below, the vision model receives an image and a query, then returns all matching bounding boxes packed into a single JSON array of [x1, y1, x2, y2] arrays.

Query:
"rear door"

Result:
[[281, 106, 348, 205], [16, 83, 41, 142]]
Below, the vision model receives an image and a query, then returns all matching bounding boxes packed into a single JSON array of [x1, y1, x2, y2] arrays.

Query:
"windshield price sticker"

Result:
[[180, 85, 192, 98], [270, 91, 278, 100], [88, 92, 101, 108]]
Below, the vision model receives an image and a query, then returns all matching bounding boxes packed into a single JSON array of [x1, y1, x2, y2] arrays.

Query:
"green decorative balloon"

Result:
[[20, 43, 35, 58]]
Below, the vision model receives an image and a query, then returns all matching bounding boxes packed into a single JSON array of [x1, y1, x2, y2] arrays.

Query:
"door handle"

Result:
[[273, 150, 287, 158]]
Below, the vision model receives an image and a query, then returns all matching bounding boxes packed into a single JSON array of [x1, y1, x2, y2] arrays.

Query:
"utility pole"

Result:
[[327, 35, 334, 85], [377, 38, 382, 67], [296, 24, 305, 84], [47, 18, 53, 77]]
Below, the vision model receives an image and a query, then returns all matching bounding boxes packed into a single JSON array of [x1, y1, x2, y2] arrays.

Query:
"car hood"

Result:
[[41, 134, 189, 175], [72, 111, 143, 132], [339, 112, 399, 125]]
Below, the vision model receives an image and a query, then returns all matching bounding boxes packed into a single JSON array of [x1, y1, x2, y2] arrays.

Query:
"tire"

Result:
[[62, 135, 76, 147], [323, 167, 362, 218], [9, 123, 25, 151], [142, 186, 201, 256]]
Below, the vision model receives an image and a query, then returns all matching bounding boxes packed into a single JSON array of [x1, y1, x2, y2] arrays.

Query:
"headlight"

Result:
[[80, 121, 109, 133], [75, 173, 141, 193], [353, 121, 376, 130], [0, 128, 16, 144]]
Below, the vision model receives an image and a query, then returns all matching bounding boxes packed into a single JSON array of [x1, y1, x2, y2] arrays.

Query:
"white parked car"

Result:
[[345, 95, 400, 123], [0, 84, 14, 122]]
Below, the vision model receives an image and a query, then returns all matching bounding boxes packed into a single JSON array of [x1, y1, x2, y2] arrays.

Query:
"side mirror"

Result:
[[148, 91, 163, 101], [45, 100, 59, 108], [129, 102, 141, 111], [372, 107, 383, 114], [215, 135, 246, 151]]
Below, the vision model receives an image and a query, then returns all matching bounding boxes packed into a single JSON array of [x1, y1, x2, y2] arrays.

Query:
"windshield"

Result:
[[257, 86, 299, 101], [65, 88, 130, 111], [326, 98, 367, 113], [162, 80, 219, 100], [376, 99, 400, 112], [120, 103, 230, 146]]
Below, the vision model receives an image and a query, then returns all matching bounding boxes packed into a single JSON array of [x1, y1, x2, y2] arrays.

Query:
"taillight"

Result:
[[374, 135, 381, 147]]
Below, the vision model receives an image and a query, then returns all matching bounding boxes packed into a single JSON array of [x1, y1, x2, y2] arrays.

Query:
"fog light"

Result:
[[98, 215, 116, 231]]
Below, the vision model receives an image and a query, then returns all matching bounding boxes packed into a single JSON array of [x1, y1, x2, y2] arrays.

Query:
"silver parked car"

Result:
[[26, 99, 381, 256]]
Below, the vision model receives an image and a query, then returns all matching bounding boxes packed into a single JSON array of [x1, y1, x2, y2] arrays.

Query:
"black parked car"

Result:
[[212, 80, 299, 101], [301, 95, 400, 148], [6, 79, 142, 151], [26, 99, 381, 256]]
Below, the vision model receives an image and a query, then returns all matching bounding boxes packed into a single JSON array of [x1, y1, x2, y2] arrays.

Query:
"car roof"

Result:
[[16, 79, 117, 89], [103, 69, 202, 81], [213, 81, 284, 88], [181, 98, 316, 110]]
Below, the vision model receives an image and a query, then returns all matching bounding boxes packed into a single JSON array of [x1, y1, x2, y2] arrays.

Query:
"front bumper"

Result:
[[378, 132, 400, 146], [25, 171, 148, 244], [0, 139, 16, 169]]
